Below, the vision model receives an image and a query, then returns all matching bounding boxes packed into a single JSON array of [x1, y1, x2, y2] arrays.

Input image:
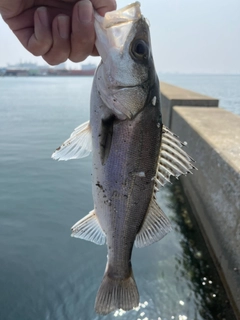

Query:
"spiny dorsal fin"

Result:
[[71, 210, 106, 245], [135, 198, 172, 248], [51, 120, 92, 161], [154, 125, 197, 189]]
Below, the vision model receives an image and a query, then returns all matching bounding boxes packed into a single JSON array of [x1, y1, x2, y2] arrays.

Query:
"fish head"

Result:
[[94, 2, 156, 120]]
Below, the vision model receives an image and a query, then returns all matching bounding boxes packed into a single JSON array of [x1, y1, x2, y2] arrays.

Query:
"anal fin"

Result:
[[135, 198, 172, 248], [71, 210, 106, 245]]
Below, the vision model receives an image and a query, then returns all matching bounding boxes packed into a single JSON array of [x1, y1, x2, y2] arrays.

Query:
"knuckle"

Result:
[[29, 50, 41, 57], [43, 55, 65, 66], [69, 41, 94, 62], [108, 0, 117, 11], [72, 28, 95, 44], [69, 50, 89, 62], [69, 55, 85, 63], [44, 58, 57, 66], [43, 50, 69, 66], [40, 42, 53, 54], [79, 36, 92, 45], [28, 41, 52, 56]]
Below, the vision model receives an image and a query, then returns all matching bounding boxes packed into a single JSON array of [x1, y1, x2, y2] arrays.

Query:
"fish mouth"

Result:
[[94, 2, 142, 57], [102, 2, 141, 28]]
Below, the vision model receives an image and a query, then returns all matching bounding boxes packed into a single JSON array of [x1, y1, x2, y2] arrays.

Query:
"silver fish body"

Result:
[[52, 2, 195, 315], [91, 75, 162, 313], [90, 9, 166, 313]]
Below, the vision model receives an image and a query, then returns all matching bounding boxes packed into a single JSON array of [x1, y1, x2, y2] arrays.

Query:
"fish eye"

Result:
[[131, 39, 149, 60]]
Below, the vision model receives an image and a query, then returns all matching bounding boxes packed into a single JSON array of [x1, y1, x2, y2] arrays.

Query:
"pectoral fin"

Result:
[[134, 198, 172, 248], [51, 120, 92, 161], [71, 209, 106, 245]]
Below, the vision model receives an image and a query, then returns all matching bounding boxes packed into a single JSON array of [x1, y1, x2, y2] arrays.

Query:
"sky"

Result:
[[0, 0, 240, 73]]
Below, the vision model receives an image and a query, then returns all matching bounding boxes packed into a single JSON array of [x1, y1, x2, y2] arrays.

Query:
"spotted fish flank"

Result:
[[52, 2, 195, 315]]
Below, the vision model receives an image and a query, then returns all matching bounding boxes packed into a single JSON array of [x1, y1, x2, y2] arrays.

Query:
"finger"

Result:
[[5, 8, 35, 52], [3, 8, 35, 30], [91, 0, 116, 16], [89, 0, 116, 57], [43, 15, 71, 65], [69, 0, 95, 62], [91, 46, 98, 56], [27, 7, 53, 56]]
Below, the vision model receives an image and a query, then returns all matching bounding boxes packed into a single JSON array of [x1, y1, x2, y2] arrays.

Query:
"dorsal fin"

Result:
[[154, 125, 197, 189]]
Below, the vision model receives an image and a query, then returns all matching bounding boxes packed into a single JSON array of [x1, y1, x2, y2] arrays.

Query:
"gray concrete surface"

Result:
[[171, 106, 240, 318], [160, 82, 219, 127]]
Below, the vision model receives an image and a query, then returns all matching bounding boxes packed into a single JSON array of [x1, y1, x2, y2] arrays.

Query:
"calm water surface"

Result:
[[0, 77, 237, 320], [159, 74, 240, 116]]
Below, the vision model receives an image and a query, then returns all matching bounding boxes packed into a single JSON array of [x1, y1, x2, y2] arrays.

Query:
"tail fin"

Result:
[[94, 266, 139, 315]]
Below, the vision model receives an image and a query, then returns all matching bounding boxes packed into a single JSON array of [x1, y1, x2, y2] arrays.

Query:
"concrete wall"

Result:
[[160, 82, 219, 127], [160, 82, 240, 318]]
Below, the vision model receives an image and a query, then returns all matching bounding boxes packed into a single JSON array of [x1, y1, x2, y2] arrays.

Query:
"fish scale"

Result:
[[51, 2, 195, 315]]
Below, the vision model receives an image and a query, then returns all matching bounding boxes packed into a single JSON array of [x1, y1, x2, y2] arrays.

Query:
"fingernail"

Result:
[[37, 7, 49, 27], [78, 0, 93, 23], [57, 15, 70, 39]]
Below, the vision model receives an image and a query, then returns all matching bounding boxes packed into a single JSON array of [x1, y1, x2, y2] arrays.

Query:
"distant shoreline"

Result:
[[1, 72, 240, 77], [0, 68, 95, 77], [0, 74, 95, 77]]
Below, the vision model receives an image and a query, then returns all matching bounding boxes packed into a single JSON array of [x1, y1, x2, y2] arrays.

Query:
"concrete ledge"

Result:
[[171, 106, 240, 317], [160, 82, 219, 127]]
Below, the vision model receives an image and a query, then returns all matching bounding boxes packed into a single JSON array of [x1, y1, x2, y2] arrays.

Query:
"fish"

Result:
[[51, 1, 196, 315]]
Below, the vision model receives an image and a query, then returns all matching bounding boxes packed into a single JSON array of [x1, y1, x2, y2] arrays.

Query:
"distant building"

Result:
[[53, 62, 67, 70], [7, 62, 39, 70], [4, 69, 29, 76], [0, 68, 6, 76], [67, 69, 95, 76], [47, 68, 69, 76], [1, 61, 96, 77], [81, 63, 96, 70]]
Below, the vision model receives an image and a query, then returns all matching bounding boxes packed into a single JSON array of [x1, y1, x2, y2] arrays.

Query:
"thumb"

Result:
[[91, 0, 116, 17]]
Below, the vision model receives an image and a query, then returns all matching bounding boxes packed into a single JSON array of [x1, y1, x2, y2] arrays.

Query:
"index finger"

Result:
[[91, 0, 116, 16]]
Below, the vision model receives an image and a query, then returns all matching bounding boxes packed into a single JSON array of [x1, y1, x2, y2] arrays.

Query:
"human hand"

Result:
[[0, 0, 116, 65]]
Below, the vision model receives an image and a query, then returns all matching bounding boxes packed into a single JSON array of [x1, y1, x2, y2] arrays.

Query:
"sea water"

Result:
[[159, 73, 240, 116], [0, 76, 238, 320]]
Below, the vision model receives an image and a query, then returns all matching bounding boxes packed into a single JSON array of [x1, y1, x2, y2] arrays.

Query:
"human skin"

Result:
[[0, 0, 116, 65]]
